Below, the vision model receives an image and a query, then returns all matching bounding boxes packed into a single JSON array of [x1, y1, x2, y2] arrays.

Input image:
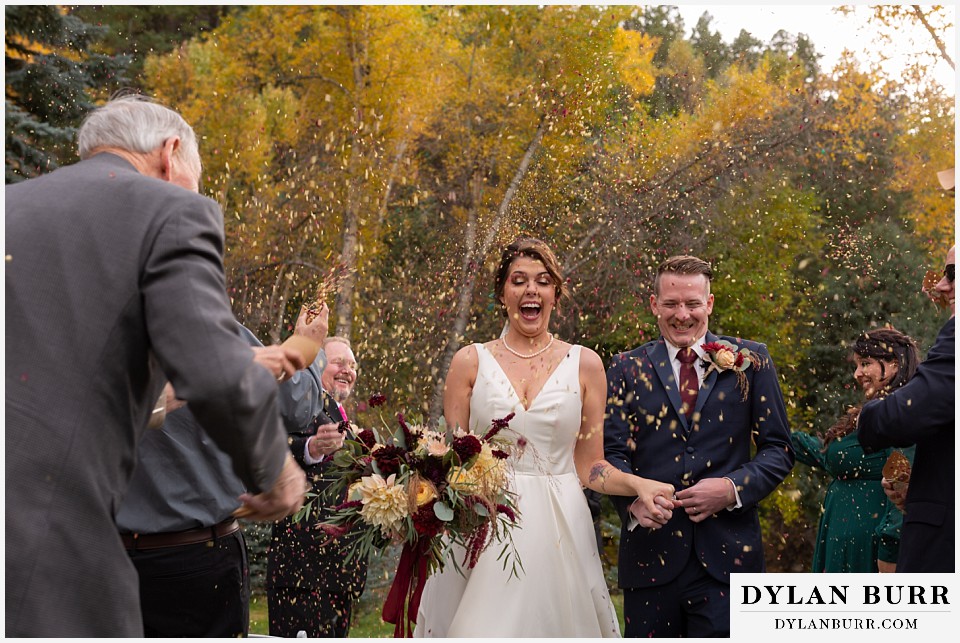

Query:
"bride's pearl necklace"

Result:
[[502, 333, 554, 359]]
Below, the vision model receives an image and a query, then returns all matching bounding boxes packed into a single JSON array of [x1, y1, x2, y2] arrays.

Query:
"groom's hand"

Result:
[[629, 494, 675, 529], [675, 478, 736, 523]]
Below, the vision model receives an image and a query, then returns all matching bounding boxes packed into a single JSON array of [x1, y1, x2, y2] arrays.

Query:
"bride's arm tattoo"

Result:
[[589, 462, 610, 489]]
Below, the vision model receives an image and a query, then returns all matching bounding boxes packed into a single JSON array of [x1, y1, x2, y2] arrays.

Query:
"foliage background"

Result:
[[6, 3, 955, 623]]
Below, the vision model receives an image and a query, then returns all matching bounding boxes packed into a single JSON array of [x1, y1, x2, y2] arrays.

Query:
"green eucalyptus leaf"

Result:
[[434, 501, 454, 521]]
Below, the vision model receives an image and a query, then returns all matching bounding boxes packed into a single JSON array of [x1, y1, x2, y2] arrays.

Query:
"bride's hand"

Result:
[[629, 477, 676, 528]]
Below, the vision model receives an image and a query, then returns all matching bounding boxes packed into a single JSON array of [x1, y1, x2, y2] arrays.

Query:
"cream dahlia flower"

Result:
[[356, 473, 409, 535]]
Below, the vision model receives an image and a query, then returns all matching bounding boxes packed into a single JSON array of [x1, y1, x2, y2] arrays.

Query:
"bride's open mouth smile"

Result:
[[519, 302, 542, 321]]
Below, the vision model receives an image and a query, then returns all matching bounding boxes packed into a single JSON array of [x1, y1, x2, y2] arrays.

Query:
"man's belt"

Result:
[[121, 518, 240, 551]]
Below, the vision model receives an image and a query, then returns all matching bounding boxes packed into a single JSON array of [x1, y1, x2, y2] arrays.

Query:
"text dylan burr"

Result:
[[741, 585, 949, 606]]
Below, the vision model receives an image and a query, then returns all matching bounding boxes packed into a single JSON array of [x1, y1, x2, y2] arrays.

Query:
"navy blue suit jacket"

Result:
[[858, 316, 955, 572], [604, 332, 794, 587]]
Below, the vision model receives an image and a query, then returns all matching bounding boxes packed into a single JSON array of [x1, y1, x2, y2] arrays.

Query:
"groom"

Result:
[[604, 255, 794, 637]]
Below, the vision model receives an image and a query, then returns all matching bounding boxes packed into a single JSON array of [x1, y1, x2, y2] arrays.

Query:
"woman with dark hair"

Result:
[[792, 327, 919, 573], [414, 237, 675, 637]]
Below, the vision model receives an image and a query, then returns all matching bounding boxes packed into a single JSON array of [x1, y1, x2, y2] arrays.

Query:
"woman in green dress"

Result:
[[792, 328, 919, 573]]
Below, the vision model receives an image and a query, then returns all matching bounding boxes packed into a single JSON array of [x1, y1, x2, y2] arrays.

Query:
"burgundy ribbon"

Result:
[[382, 539, 431, 638]]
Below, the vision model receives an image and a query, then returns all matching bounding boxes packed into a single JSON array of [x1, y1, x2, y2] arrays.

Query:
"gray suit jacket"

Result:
[[5, 153, 289, 636]]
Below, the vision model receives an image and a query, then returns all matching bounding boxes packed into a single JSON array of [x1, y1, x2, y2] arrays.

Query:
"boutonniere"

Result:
[[700, 340, 765, 400]]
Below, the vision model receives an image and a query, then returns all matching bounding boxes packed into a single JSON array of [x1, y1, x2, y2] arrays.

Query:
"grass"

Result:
[[248, 588, 395, 637], [248, 595, 269, 636], [250, 588, 625, 636]]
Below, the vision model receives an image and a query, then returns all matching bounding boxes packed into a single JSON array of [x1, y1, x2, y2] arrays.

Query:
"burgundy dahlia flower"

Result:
[[452, 434, 482, 462]]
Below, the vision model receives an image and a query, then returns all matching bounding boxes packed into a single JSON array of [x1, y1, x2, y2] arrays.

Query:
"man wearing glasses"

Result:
[[858, 244, 955, 572], [267, 336, 368, 637]]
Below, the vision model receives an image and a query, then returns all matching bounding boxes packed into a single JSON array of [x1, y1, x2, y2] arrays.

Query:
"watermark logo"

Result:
[[732, 573, 956, 639]]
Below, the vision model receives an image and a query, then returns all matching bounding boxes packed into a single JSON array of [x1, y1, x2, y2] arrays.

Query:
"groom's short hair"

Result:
[[654, 255, 713, 296]]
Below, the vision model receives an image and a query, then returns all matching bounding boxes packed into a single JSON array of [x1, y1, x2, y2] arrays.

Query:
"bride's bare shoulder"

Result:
[[452, 343, 481, 365], [575, 344, 604, 372], [447, 344, 481, 387]]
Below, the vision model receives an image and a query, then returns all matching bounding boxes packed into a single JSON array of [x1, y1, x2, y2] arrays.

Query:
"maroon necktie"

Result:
[[677, 348, 699, 420]]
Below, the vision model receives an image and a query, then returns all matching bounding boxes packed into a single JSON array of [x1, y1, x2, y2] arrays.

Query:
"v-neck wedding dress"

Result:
[[414, 343, 621, 637]]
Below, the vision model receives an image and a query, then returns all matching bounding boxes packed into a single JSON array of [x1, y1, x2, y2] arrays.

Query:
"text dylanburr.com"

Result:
[[731, 573, 958, 639]]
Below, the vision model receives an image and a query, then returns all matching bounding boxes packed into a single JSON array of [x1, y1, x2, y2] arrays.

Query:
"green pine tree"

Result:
[[798, 216, 944, 435], [70, 5, 231, 84], [5, 5, 128, 183]]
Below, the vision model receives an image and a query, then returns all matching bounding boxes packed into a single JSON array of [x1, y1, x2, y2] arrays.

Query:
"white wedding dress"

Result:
[[414, 344, 621, 638]]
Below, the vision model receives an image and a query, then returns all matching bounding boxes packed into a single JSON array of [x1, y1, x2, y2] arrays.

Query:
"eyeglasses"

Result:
[[328, 357, 358, 371], [945, 264, 955, 283]]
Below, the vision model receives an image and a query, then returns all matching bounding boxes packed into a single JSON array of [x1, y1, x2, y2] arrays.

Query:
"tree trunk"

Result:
[[376, 137, 410, 229], [335, 141, 362, 342], [334, 18, 368, 343]]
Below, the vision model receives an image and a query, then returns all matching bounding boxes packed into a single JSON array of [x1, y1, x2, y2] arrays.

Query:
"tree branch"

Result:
[[911, 5, 954, 70]]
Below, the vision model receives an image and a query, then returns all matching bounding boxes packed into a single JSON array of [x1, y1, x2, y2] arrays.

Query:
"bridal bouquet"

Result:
[[295, 395, 522, 637]]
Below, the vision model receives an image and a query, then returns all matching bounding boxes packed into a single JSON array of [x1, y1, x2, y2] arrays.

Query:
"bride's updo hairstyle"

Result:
[[494, 237, 570, 318]]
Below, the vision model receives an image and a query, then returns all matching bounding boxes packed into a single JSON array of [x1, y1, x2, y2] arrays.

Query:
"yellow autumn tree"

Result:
[[145, 5, 442, 341], [611, 27, 659, 97]]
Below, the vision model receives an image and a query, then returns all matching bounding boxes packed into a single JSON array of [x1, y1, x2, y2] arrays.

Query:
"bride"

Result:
[[415, 237, 676, 637]]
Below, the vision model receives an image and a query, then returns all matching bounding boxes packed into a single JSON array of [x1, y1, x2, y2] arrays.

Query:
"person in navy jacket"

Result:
[[604, 254, 794, 637]]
